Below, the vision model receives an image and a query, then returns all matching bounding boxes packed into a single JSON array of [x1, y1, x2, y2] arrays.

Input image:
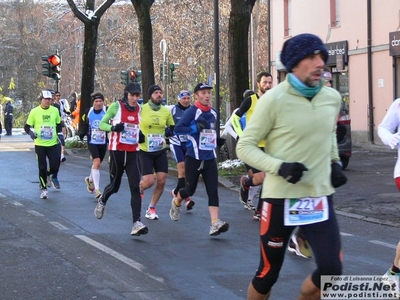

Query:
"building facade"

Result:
[[270, 0, 400, 143]]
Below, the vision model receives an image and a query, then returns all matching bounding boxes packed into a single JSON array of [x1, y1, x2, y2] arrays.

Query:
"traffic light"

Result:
[[121, 70, 129, 85], [134, 70, 142, 83], [170, 63, 180, 83], [41, 55, 61, 80], [129, 69, 136, 82], [48, 54, 61, 80], [41, 56, 50, 77], [160, 63, 164, 82]]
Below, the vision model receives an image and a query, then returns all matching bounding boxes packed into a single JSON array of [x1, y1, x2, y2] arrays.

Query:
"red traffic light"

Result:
[[48, 55, 61, 66], [129, 70, 136, 80]]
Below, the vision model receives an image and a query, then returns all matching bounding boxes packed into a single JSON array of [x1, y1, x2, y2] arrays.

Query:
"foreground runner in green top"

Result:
[[24, 90, 62, 199]]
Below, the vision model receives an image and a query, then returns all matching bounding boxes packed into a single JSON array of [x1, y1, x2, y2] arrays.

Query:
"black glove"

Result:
[[196, 120, 209, 132], [165, 127, 173, 137], [217, 137, 225, 147], [278, 162, 308, 184], [79, 134, 85, 141], [111, 122, 124, 132], [331, 162, 347, 188], [29, 130, 37, 140], [139, 130, 145, 143]]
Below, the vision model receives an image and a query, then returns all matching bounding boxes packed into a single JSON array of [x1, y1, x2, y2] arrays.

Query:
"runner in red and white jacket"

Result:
[[93, 82, 148, 237]]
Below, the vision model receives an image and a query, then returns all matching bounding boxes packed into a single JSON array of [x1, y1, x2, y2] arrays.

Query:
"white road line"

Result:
[[49, 221, 69, 230], [0, 193, 6, 198], [27, 210, 44, 217], [75, 235, 165, 284], [340, 232, 354, 236], [11, 201, 23, 206], [369, 240, 398, 249]]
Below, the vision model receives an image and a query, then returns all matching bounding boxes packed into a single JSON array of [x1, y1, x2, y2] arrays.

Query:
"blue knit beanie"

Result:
[[280, 33, 328, 73]]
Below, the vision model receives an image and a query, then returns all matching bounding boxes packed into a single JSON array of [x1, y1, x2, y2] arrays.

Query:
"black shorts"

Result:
[[88, 143, 107, 162], [139, 149, 168, 175], [252, 195, 342, 294]]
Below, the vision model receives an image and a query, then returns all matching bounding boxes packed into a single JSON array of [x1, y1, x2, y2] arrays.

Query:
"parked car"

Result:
[[220, 100, 352, 169]]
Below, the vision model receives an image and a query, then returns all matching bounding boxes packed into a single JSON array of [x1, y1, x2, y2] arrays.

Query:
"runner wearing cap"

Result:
[[139, 84, 175, 220], [94, 82, 148, 236], [24, 90, 62, 199], [169, 90, 195, 210], [79, 92, 108, 199], [169, 82, 229, 236]]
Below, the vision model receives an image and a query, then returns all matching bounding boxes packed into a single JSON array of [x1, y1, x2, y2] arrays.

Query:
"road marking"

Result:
[[75, 235, 165, 284], [340, 232, 354, 236], [27, 210, 44, 217], [11, 201, 23, 206], [369, 240, 397, 249], [0, 193, 6, 198], [49, 221, 69, 230]]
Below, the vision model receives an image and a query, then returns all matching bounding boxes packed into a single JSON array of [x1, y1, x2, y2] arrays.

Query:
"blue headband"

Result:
[[178, 91, 191, 100]]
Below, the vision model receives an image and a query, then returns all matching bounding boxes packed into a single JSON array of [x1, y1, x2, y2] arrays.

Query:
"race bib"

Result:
[[179, 134, 188, 142], [91, 129, 106, 144], [199, 129, 216, 150], [284, 196, 329, 226], [147, 134, 164, 152], [40, 126, 54, 140], [119, 123, 139, 145]]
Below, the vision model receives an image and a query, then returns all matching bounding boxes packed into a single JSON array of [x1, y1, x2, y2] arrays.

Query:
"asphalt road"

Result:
[[0, 133, 399, 300]]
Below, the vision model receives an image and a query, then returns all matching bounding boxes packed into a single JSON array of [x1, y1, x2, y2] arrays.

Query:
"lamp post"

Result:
[[214, 0, 220, 139]]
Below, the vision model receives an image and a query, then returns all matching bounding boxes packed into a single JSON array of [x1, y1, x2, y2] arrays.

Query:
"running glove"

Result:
[[29, 130, 37, 140], [196, 120, 209, 132], [331, 162, 347, 188], [278, 162, 308, 184], [111, 122, 124, 132], [139, 131, 145, 143]]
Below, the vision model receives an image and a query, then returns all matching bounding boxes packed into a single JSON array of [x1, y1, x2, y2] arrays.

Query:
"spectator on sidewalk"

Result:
[[4, 100, 13, 136]]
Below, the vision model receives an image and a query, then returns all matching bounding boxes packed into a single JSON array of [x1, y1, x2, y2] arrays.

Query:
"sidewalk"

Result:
[[65, 141, 400, 228]]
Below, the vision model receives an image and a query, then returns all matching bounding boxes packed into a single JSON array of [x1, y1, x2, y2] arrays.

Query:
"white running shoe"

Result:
[[40, 189, 48, 199], [209, 219, 229, 236], [131, 221, 148, 236], [287, 230, 312, 258], [145, 207, 158, 220], [94, 200, 106, 219], [85, 177, 95, 193], [169, 198, 181, 221], [244, 199, 256, 210], [94, 189, 102, 199], [185, 197, 195, 210]]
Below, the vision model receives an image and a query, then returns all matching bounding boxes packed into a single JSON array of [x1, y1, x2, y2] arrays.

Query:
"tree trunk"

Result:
[[132, 0, 155, 103], [79, 23, 99, 132], [228, 0, 256, 113]]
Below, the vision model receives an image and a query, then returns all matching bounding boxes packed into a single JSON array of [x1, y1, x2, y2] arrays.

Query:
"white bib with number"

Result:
[[284, 196, 329, 226], [91, 129, 106, 144], [40, 126, 54, 140], [147, 134, 164, 152], [199, 129, 216, 150], [119, 123, 139, 145]]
